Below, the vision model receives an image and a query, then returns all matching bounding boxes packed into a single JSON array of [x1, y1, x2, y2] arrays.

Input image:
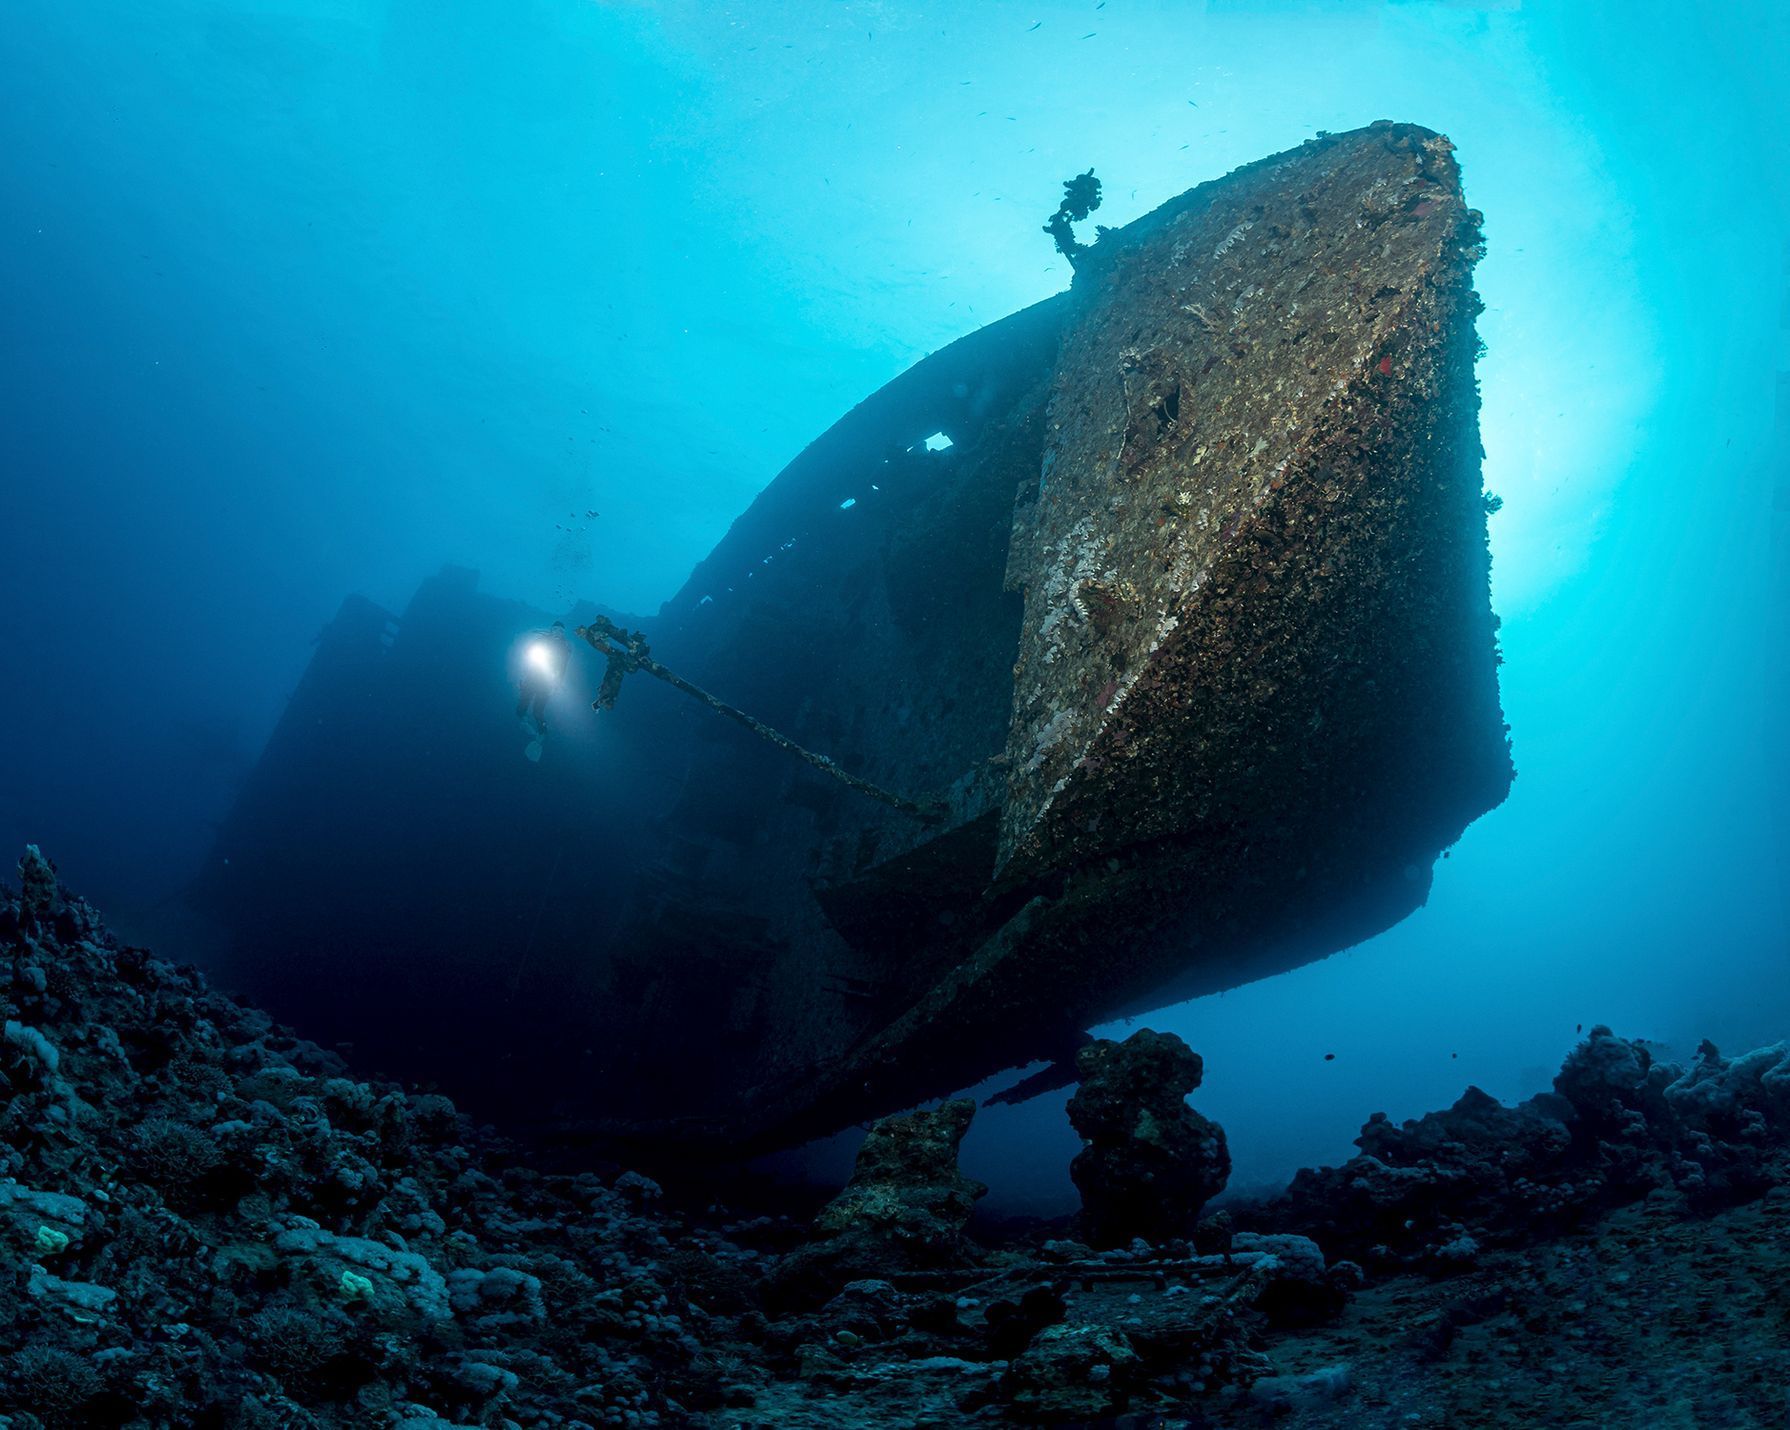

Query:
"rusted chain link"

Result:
[[576, 616, 945, 824]]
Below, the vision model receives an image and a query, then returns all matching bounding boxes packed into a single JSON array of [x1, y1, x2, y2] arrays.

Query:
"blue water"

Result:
[[3, 1, 1785, 1204]]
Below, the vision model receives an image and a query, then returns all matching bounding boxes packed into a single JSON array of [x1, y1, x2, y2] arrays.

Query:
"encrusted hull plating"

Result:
[[195, 123, 1511, 1150]]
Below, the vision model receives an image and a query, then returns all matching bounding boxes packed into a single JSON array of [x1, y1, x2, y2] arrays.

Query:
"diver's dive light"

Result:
[[527, 640, 557, 677]]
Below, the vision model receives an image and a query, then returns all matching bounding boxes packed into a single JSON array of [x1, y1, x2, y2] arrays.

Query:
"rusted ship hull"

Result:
[[194, 122, 1510, 1151]]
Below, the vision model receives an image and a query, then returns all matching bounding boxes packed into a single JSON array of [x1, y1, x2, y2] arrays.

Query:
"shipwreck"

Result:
[[193, 122, 1512, 1151]]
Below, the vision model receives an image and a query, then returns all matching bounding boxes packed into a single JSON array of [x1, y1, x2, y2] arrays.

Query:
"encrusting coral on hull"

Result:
[[193, 123, 1513, 1150], [5, 846, 1790, 1427]]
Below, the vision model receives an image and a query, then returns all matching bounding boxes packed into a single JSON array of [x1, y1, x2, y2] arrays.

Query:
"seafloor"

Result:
[[3, 846, 1787, 1428]]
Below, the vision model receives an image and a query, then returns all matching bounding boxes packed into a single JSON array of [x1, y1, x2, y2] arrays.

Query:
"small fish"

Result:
[[1028, 19, 1041, 29], [1082, 31, 1096, 39], [1324, 1052, 1336, 1062]]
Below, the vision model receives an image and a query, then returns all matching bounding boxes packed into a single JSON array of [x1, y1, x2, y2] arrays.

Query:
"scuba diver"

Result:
[[517, 620, 570, 736]]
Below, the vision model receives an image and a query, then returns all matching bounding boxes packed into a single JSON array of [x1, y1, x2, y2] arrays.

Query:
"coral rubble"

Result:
[[0, 850, 742, 1426], [6, 849, 1788, 1427]]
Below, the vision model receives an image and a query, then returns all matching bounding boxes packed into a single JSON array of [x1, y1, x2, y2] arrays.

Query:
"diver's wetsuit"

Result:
[[518, 630, 570, 730], [517, 680, 550, 728]]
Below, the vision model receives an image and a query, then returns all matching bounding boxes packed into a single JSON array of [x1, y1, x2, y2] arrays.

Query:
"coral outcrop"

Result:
[[1067, 1028, 1231, 1247], [1266, 1024, 1790, 1271], [771, 1098, 986, 1307]]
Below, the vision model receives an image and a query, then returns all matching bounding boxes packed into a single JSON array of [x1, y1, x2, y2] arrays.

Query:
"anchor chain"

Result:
[[576, 616, 945, 824]]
